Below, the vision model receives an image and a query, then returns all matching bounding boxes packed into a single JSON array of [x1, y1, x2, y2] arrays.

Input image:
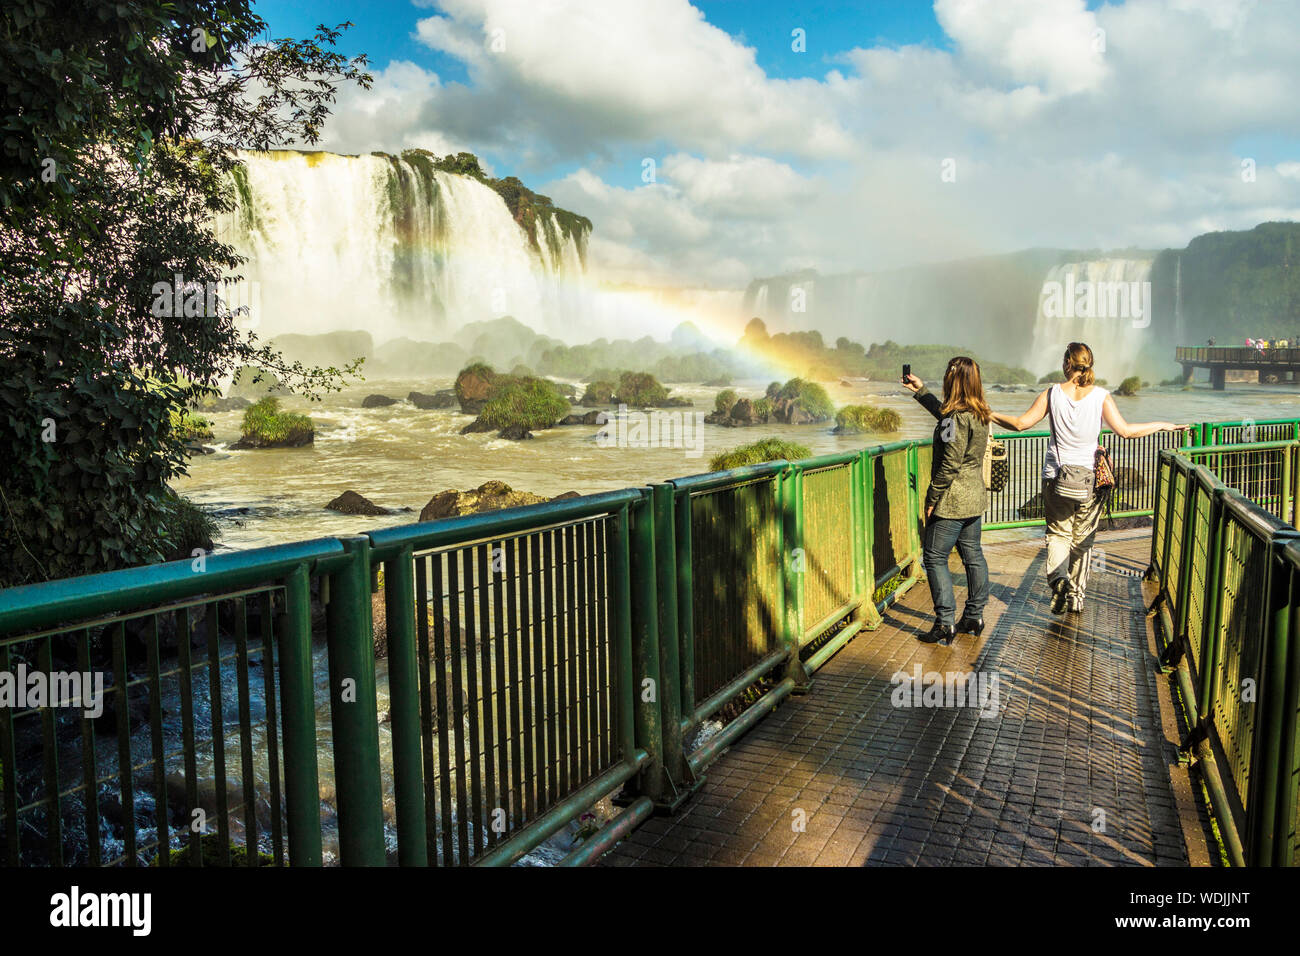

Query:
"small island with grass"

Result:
[[832, 404, 903, 435], [230, 397, 315, 449], [709, 438, 813, 473]]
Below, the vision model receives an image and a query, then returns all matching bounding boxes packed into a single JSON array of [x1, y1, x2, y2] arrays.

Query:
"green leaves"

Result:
[[1, 1, 368, 586]]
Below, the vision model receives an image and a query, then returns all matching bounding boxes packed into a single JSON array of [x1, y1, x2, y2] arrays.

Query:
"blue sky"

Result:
[[247, 1, 1300, 287], [255, 0, 953, 81]]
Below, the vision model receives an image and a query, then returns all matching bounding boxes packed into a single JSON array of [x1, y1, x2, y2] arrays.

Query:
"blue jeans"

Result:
[[922, 515, 990, 628]]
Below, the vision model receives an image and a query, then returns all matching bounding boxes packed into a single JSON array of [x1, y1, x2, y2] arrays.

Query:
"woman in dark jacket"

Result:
[[901, 357, 991, 645]]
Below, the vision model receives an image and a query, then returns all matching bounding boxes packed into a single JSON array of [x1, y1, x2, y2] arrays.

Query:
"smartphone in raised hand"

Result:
[[902, 364, 911, 382]]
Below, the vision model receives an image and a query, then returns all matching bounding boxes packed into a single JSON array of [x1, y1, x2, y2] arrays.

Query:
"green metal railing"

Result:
[[1149, 445, 1300, 865], [3, 415, 1299, 866]]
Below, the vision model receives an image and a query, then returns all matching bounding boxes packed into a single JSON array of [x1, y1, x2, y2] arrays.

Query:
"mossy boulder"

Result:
[[325, 491, 391, 516], [419, 480, 551, 522], [454, 362, 499, 413], [833, 405, 903, 434], [713, 389, 738, 416], [230, 397, 314, 449], [408, 389, 457, 409]]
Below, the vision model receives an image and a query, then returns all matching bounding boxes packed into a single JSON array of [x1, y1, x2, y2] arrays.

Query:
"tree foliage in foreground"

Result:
[[0, 1, 371, 586]]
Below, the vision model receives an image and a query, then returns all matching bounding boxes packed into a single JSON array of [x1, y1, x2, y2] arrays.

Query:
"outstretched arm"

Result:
[[1102, 394, 1185, 439], [990, 388, 1049, 432]]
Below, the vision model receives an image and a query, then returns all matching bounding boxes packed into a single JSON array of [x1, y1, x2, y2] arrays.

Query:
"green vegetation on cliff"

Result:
[[387, 149, 593, 262]]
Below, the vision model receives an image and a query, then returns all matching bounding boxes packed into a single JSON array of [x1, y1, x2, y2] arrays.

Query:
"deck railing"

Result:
[[2, 415, 1298, 866], [1148, 442, 1300, 866]]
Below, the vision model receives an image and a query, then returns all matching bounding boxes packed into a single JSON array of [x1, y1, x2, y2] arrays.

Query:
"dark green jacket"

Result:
[[914, 386, 989, 519]]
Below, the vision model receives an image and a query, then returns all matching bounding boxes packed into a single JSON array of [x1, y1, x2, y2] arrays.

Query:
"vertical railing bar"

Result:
[[259, 591, 283, 866], [0, 643, 19, 864], [177, 608, 201, 866], [413, 553, 439, 865], [578, 520, 593, 781], [430, 553, 455, 866], [531, 531, 549, 809], [39, 636, 62, 866], [469, 543, 490, 858], [518, 534, 537, 822], [205, 601, 229, 865], [447, 549, 471, 862], [544, 528, 561, 805], [562, 524, 578, 794], [491, 537, 512, 844], [148, 614, 169, 866], [77, 629, 100, 866], [234, 596, 258, 865], [505, 538, 524, 834], [110, 621, 136, 866]]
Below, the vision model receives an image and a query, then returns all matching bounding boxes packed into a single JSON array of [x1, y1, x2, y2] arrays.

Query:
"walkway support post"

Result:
[[781, 464, 811, 689], [279, 563, 323, 866], [325, 535, 386, 865], [650, 483, 690, 795], [383, 545, 428, 866], [628, 490, 668, 807]]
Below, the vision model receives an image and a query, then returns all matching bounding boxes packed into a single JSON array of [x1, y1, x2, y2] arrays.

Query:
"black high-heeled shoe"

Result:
[[921, 622, 955, 645], [956, 616, 985, 636]]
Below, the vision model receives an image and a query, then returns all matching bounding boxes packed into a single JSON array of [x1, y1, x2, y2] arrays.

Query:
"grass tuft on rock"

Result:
[[1114, 375, 1142, 396], [834, 405, 903, 434], [239, 397, 314, 445], [709, 438, 812, 473], [478, 378, 570, 431]]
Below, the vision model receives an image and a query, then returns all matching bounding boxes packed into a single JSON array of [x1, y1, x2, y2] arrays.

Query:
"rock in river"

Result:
[[325, 491, 391, 516]]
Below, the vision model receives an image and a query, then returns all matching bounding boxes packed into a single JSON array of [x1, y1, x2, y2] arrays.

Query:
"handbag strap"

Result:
[[1046, 385, 1060, 467]]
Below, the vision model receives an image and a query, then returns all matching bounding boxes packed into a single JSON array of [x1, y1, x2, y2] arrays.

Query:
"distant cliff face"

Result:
[[220, 149, 592, 343], [744, 223, 1300, 379]]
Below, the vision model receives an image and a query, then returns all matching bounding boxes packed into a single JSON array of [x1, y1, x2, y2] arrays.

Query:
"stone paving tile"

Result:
[[603, 532, 1204, 867]]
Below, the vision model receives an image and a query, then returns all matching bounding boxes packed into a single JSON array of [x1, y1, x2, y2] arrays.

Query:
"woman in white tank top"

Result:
[[990, 343, 1185, 615]]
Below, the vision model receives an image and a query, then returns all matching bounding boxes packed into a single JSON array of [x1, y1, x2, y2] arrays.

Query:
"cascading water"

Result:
[[1029, 258, 1155, 380], [217, 150, 592, 343]]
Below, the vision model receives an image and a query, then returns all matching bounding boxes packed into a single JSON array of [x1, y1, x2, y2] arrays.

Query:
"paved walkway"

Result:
[[605, 531, 1212, 866]]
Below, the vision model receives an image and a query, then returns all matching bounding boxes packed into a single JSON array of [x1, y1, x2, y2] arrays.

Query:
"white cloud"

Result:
[[313, 0, 1300, 289]]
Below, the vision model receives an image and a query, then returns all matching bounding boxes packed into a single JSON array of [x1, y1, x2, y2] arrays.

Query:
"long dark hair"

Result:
[[939, 356, 991, 424]]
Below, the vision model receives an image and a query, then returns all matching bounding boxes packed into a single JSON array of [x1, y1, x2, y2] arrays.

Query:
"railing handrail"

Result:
[[0, 537, 344, 638]]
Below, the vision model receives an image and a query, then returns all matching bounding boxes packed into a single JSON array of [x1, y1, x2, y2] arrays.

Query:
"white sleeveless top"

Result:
[[1043, 383, 1108, 478]]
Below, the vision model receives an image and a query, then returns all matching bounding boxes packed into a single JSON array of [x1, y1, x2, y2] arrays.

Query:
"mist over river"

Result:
[[176, 376, 1300, 552]]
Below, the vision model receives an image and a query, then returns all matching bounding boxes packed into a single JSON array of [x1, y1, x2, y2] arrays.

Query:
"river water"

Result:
[[176, 376, 1300, 552]]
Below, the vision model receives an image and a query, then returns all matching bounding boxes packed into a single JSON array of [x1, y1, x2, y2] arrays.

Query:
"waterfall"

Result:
[[1029, 258, 1155, 380], [217, 150, 592, 343]]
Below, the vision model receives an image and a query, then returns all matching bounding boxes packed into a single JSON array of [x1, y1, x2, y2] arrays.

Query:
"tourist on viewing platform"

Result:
[[989, 343, 1186, 615], [901, 358, 990, 646], [1207, 337, 1216, 347]]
